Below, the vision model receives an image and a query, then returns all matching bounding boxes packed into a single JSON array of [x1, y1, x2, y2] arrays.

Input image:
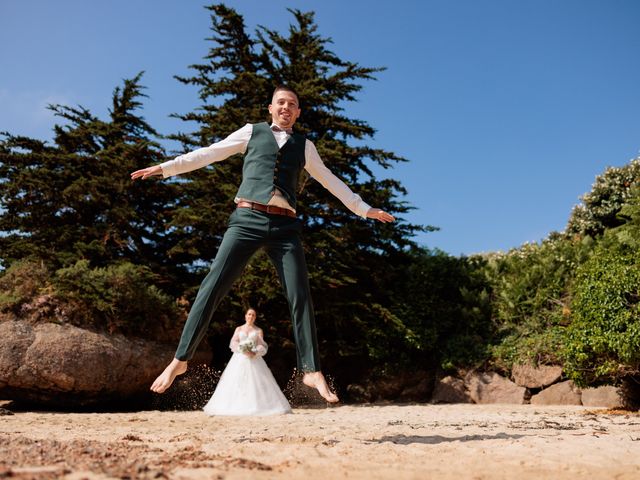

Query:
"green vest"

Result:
[[236, 122, 306, 208]]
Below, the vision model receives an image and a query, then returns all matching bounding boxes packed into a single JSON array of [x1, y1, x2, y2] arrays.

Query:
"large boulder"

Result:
[[530, 380, 582, 405], [345, 370, 435, 403], [465, 371, 527, 404], [0, 320, 210, 407], [581, 386, 625, 408], [431, 376, 473, 404], [512, 364, 563, 389]]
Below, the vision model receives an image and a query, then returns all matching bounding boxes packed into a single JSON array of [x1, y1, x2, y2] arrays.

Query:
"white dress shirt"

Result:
[[160, 123, 372, 218]]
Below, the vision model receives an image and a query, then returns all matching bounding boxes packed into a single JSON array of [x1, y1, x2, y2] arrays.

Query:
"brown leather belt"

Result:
[[237, 200, 296, 218]]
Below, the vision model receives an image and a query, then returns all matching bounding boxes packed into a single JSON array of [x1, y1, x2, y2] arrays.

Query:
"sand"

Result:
[[1, 402, 639, 479]]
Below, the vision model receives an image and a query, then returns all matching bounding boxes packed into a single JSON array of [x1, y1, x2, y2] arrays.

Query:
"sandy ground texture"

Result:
[[1, 402, 639, 479]]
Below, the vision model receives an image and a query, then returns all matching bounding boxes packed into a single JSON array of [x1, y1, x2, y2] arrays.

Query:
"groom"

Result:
[[131, 85, 395, 402]]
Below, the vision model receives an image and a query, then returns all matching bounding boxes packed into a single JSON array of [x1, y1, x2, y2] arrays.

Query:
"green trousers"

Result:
[[175, 207, 320, 372]]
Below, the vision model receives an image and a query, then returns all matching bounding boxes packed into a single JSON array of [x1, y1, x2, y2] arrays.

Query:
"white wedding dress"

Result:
[[203, 329, 292, 416]]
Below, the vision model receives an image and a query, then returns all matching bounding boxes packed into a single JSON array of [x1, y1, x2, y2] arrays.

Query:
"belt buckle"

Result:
[[265, 205, 279, 215]]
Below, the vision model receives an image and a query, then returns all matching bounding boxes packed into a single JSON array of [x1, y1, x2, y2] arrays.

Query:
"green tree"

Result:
[[0, 73, 183, 291], [164, 4, 431, 376]]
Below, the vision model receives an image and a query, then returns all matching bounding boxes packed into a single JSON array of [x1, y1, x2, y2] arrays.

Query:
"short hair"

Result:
[[272, 84, 299, 104]]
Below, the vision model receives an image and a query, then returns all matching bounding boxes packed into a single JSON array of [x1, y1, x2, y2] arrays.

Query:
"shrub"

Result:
[[0, 259, 50, 313], [391, 248, 493, 371], [484, 233, 594, 370], [563, 240, 640, 386], [53, 260, 184, 342], [566, 157, 640, 238], [0, 259, 184, 343]]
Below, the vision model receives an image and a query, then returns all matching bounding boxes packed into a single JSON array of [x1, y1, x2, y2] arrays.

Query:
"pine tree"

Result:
[[0, 73, 183, 291], [167, 4, 433, 375]]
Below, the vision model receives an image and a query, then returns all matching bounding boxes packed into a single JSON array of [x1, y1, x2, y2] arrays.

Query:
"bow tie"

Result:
[[271, 124, 293, 135]]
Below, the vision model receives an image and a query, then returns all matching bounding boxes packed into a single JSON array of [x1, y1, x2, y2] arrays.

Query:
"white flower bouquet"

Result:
[[238, 338, 257, 354]]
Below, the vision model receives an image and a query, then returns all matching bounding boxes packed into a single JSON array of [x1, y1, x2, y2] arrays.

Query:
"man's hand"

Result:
[[131, 165, 163, 181], [367, 208, 396, 223]]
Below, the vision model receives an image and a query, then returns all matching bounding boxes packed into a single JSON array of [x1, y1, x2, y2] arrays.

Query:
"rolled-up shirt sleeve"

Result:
[[160, 123, 253, 178], [304, 140, 371, 218]]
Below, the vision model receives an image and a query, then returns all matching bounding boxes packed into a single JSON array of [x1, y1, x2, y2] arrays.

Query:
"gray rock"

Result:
[[399, 374, 433, 402], [431, 376, 473, 404], [465, 371, 526, 404], [581, 386, 624, 408], [512, 364, 563, 389], [0, 320, 210, 407], [346, 383, 374, 403], [530, 380, 582, 405]]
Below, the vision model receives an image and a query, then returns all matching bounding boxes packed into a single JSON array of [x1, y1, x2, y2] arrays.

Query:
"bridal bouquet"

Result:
[[238, 338, 257, 354]]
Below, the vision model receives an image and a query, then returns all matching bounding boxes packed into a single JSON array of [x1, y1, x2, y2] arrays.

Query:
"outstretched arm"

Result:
[[304, 141, 396, 223], [366, 208, 396, 223], [131, 164, 163, 180], [130, 123, 252, 181]]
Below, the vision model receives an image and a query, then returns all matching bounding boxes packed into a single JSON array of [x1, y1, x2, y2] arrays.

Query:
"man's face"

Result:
[[268, 90, 301, 129]]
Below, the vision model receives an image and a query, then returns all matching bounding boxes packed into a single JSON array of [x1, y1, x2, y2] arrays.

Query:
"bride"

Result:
[[204, 307, 292, 416]]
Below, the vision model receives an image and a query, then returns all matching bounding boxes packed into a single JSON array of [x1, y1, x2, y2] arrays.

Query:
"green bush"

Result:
[[53, 260, 184, 341], [566, 157, 640, 238], [563, 240, 640, 387], [391, 248, 493, 371], [0, 259, 184, 343], [484, 233, 594, 370], [0, 259, 50, 312]]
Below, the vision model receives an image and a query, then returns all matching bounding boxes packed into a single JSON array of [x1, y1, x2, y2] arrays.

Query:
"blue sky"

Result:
[[1, 0, 639, 256]]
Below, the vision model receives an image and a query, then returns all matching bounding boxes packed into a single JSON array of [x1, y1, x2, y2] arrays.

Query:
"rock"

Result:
[[398, 374, 433, 402], [0, 320, 211, 407], [344, 370, 434, 403], [512, 364, 563, 389], [0, 320, 34, 389], [346, 383, 374, 403], [465, 372, 526, 404], [375, 377, 405, 399], [581, 386, 624, 408], [431, 376, 473, 404], [530, 380, 581, 405]]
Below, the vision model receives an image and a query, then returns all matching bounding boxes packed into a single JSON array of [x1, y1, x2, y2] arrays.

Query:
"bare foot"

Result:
[[303, 371, 339, 403], [150, 358, 187, 393]]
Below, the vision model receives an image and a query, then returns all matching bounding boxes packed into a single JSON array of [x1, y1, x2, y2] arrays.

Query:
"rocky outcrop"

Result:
[[530, 380, 582, 405], [345, 370, 434, 403], [0, 320, 210, 407], [581, 386, 625, 409], [466, 371, 527, 404], [512, 364, 563, 389], [431, 376, 473, 404]]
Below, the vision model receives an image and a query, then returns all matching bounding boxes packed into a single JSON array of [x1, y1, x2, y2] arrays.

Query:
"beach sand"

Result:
[[1, 402, 639, 479]]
